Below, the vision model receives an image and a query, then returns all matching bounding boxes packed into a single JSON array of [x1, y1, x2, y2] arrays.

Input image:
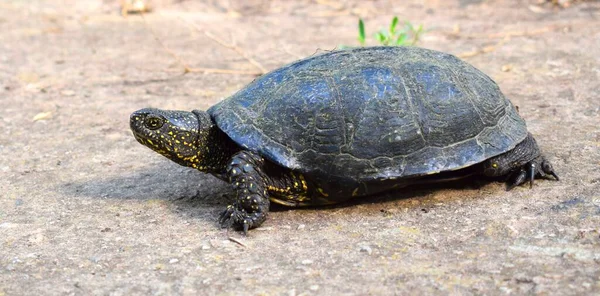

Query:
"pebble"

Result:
[[359, 245, 372, 255], [61, 90, 75, 96], [169, 258, 179, 264]]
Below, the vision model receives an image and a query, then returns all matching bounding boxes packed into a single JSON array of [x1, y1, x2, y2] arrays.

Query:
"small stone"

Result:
[[32, 111, 52, 121], [297, 224, 305, 230], [301, 259, 313, 265], [201, 245, 211, 250], [61, 90, 75, 96], [582, 282, 591, 288], [359, 245, 372, 255], [501, 64, 513, 72], [169, 258, 179, 264], [310, 285, 319, 291]]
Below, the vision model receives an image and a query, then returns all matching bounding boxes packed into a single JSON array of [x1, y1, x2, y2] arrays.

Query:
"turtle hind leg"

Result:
[[482, 133, 559, 190], [505, 156, 560, 191]]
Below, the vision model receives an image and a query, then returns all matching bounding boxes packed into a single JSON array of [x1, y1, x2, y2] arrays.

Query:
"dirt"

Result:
[[1, 0, 599, 295]]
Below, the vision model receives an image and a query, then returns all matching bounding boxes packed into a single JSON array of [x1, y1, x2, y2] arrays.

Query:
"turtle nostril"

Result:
[[130, 110, 146, 122], [130, 114, 139, 128]]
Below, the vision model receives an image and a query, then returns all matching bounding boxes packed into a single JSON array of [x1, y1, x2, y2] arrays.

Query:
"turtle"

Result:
[[130, 46, 559, 233]]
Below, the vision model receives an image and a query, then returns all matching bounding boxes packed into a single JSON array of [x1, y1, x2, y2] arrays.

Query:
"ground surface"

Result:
[[1, 0, 599, 295]]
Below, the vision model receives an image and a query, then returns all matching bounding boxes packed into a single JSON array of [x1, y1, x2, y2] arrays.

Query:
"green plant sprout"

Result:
[[358, 16, 424, 46], [358, 19, 366, 46]]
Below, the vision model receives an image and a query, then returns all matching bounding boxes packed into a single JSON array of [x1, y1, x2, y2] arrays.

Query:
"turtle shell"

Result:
[[208, 46, 527, 186]]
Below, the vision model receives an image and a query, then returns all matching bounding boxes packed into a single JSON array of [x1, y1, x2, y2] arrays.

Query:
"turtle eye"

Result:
[[144, 115, 164, 130]]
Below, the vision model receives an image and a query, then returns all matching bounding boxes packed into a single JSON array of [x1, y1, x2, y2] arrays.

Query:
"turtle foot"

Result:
[[506, 157, 559, 191], [218, 204, 266, 235]]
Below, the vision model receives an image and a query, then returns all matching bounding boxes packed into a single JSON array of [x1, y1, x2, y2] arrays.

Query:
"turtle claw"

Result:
[[218, 204, 264, 235], [506, 158, 559, 190], [528, 163, 536, 189], [506, 169, 527, 191], [218, 205, 237, 227], [243, 222, 249, 236]]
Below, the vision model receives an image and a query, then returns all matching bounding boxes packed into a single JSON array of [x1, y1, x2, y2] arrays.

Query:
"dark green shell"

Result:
[[208, 46, 527, 188]]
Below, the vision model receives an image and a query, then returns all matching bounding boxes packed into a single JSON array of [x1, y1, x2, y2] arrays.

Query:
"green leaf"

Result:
[[396, 34, 408, 46], [416, 24, 424, 34], [390, 16, 399, 34], [358, 19, 366, 46], [375, 32, 386, 45], [411, 24, 424, 45]]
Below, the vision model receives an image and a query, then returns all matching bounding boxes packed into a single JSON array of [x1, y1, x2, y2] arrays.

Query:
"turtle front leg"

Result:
[[219, 151, 270, 234]]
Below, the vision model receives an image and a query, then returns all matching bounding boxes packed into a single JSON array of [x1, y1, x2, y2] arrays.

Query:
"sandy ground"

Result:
[[1, 0, 599, 295]]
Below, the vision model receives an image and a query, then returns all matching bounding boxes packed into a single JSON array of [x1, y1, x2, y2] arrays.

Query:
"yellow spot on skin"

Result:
[[299, 174, 308, 191], [492, 163, 498, 168], [317, 187, 329, 197], [352, 187, 360, 197], [146, 139, 154, 145], [267, 185, 289, 193]]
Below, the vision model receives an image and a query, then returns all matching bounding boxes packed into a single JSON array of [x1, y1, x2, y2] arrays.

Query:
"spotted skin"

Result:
[[130, 108, 313, 233], [218, 151, 317, 232], [130, 109, 236, 175], [218, 151, 269, 232]]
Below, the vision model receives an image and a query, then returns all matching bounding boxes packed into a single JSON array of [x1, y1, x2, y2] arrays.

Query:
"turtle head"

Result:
[[130, 108, 215, 170]]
